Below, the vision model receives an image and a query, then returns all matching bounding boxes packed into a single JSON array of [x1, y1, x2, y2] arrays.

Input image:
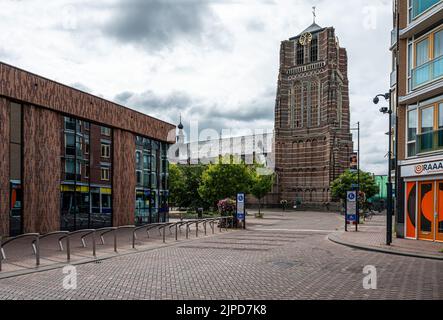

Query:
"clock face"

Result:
[[299, 32, 313, 46]]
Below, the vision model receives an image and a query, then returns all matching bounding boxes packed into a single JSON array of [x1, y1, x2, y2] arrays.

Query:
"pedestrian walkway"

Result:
[[329, 214, 443, 260], [0, 218, 232, 278]]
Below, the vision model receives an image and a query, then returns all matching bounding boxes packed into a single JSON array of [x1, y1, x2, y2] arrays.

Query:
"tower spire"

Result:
[[312, 6, 316, 24]]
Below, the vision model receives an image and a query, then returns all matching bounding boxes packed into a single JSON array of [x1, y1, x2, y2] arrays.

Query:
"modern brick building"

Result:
[[0, 62, 175, 237], [274, 21, 353, 207], [392, 0, 443, 242]]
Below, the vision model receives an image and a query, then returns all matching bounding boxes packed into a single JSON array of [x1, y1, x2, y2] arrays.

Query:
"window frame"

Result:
[[408, 98, 443, 157], [101, 167, 110, 181], [101, 143, 111, 158], [411, 25, 443, 90]]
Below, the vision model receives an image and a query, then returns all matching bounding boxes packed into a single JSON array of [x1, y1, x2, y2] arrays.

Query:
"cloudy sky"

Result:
[[0, 0, 393, 174]]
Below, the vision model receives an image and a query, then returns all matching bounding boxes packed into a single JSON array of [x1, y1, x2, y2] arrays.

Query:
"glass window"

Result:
[[408, 109, 418, 141], [136, 170, 142, 184], [101, 126, 111, 136], [435, 30, 443, 58], [412, 0, 440, 19], [101, 143, 111, 158], [297, 43, 304, 65], [136, 151, 141, 165], [416, 39, 429, 67], [421, 107, 434, 133], [143, 154, 149, 170], [101, 167, 110, 181], [310, 37, 318, 62], [64, 117, 76, 131]]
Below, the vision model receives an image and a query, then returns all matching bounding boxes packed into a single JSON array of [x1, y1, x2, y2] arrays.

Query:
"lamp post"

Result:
[[373, 92, 393, 246]]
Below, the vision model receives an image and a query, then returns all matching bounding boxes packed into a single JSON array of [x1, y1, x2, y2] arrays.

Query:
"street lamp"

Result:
[[373, 92, 393, 246]]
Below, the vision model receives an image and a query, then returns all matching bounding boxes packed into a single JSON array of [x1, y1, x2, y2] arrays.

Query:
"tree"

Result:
[[250, 168, 275, 217], [331, 170, 379, 210], [168, 164, 209, 210], [168, 164, 186, 208], [198, 161, 253, 207]]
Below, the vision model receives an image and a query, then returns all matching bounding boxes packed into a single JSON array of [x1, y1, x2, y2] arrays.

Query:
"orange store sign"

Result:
[[402, 160, 443, 177]]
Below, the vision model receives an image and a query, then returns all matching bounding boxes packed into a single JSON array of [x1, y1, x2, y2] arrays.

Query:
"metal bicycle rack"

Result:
[[0, 217, 236, 272], [31, 231, 70, 261], [0, 233, 40, 271], [59, 229, 96, 258]]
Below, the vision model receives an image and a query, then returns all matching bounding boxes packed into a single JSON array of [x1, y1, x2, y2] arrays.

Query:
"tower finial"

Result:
[[312, 6, 316, 23]]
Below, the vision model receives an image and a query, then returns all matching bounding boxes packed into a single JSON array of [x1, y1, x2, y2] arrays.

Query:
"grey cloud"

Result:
[[102, 0, 230, 51], [113, 89, 274, 134], [246, 20, 266, 32], [70, 82, 93, 94]]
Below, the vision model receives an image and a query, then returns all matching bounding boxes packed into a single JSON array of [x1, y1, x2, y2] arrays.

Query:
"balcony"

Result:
[[417, 128, 443, 154], [411, 55, 443, 90]]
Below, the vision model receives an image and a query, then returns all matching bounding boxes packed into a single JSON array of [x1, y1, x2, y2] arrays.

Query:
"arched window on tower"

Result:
[[310, 36, 318, 62], [296, 43, 304, 65]]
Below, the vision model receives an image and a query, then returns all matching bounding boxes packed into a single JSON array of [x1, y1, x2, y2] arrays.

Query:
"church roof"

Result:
[[289, 22, 324, 40]]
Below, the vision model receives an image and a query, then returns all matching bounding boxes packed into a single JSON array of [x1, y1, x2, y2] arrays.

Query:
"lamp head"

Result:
[[373, 96, 380, 105]]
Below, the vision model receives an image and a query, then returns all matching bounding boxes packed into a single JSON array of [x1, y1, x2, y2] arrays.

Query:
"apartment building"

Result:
[[392, 0, 443, 242]]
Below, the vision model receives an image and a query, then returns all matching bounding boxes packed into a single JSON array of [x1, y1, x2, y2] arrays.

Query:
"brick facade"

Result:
[[274, 25, 353, 205], [0, 62, 174, 236]]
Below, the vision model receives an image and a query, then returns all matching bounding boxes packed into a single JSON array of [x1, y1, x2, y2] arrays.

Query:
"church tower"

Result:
[[274, 17, 353, 206]]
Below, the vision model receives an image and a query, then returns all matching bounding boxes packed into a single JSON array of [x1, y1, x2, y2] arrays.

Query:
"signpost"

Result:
[[236, 193, 246, 229], [346, 191, 358, 232]]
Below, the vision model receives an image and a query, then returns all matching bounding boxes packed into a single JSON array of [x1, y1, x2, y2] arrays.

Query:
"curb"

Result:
[[328, 233, 443, 261]]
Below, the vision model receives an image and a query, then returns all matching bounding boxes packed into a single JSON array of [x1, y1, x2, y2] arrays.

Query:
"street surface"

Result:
[[0, 211, 441, 300]]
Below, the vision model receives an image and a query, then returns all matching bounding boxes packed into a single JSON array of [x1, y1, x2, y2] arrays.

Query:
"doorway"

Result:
[[418, 181, 434, 241]]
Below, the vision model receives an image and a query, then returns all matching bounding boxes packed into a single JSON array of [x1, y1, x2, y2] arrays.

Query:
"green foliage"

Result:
[[250, 167, 275, 215], [168, 164, 186, 207], [331, 170, 379, 206], [198, 161, 253, 207], [168, 164, 209, 210]]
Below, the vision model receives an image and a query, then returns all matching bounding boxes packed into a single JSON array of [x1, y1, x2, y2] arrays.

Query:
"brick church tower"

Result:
[[274, 20, 353, 207]]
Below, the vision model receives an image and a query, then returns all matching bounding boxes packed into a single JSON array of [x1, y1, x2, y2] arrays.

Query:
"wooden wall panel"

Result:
[[23, 106, 61, 233], [113, 129, 136, 226], [0, 97, 9, 236], [0, 62, 175, 143]]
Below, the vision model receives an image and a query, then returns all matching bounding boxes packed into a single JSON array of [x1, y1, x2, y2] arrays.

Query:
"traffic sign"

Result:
[[237, 193, 245, 221]]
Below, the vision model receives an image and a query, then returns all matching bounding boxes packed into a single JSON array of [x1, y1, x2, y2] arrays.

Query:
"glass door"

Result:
[[437, 181, 443, 242], [418, 181, 435, 241]]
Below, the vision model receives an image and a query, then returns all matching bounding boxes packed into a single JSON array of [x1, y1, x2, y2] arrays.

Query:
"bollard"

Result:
[[35, 236, 40, 267], [92, 231, 96, 258], [66, 235, 71, 262], [114, 231, 118, 253], [204, 221, 207, 236], [219, 218, 222, 233], [186, 223, 189, 239], [175, 224, 178, 241], [163, 226, 166, 243], [196, 221, 199, 238]]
